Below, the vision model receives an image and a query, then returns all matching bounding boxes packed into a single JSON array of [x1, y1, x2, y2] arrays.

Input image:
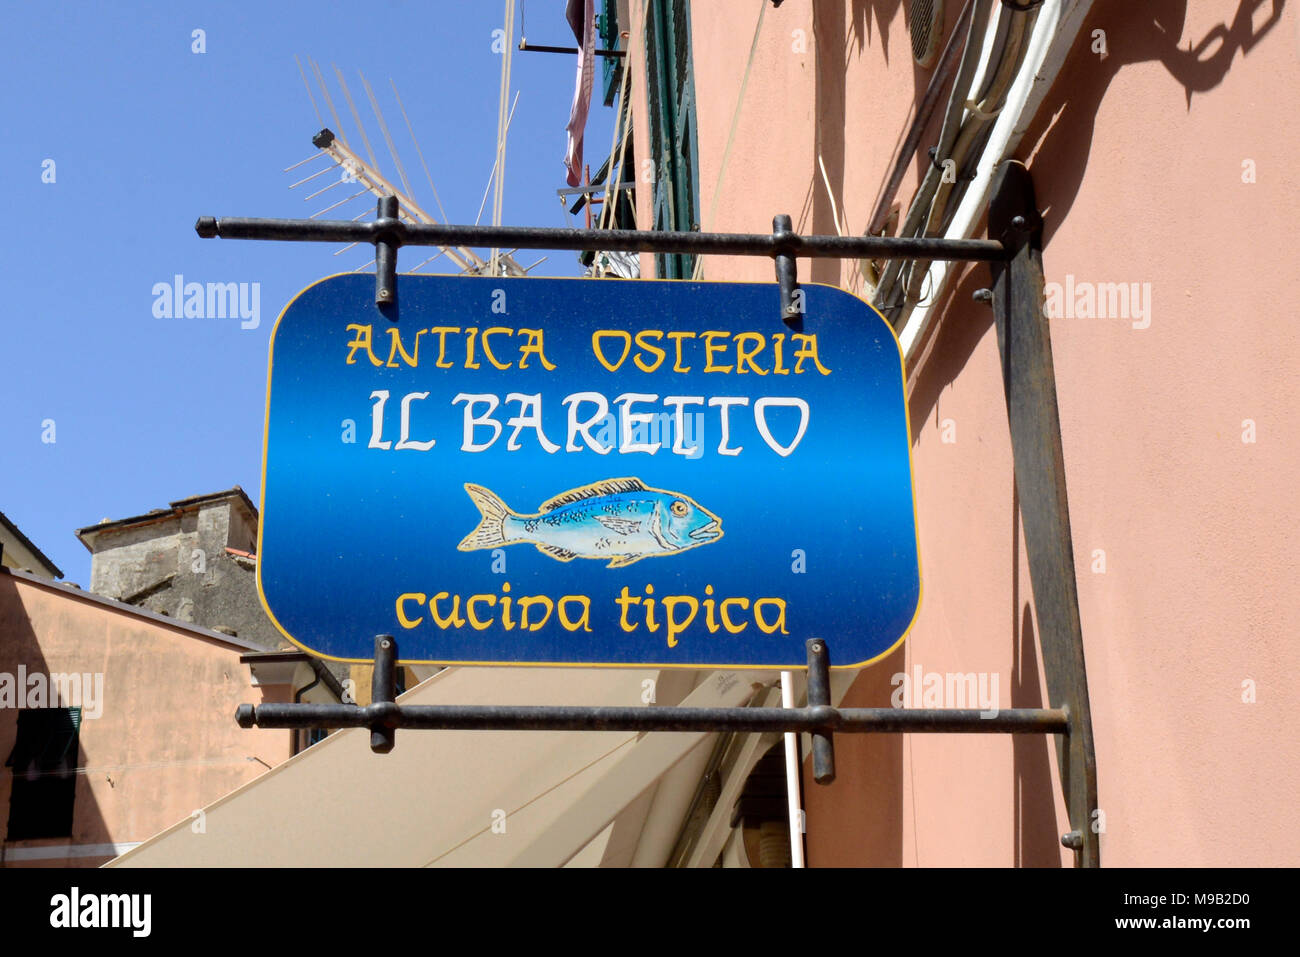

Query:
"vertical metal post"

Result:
[[772, 214, 801, 326], [370, 634, 398, 754], [988, 160, 1100, 867], [806, 639, 835, 784], [374, 195, 399, 307]]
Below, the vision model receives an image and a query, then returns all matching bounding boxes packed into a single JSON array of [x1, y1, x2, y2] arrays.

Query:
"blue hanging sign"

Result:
[[258, 274, 920, 669]]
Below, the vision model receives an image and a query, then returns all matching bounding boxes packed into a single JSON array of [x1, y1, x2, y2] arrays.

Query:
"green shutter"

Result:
[[599, 0, 623, 106], [644, 0, 700, 278], [5, 707, 80, 840]]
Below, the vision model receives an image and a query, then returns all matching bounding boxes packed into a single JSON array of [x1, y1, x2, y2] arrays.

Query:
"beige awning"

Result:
[[108, 664, 783, 867]]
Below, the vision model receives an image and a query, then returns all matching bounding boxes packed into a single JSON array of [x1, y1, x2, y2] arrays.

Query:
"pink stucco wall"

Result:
[[0, 571, 291, 866], [659, 0, 1298, 865]]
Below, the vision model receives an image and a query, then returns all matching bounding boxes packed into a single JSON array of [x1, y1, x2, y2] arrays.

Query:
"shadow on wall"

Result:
[[908, 262, 990, 447], [807, 0, 945, 287], [0, 574, 111, 866], [1010, 483, 1063, 867], [810, 0, 849, 285], [909, 0, 1283, 431], [1021, 0, 1284, 248], [800, 0, 1279, 868], [810, 0, 1284, 315], [897, 0, 1284, 867], [805, 642, 905, 866], [849, 0, 906, 64]]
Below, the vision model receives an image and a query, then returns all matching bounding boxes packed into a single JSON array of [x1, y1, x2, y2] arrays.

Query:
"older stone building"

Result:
[[75, 488, 282, 649]]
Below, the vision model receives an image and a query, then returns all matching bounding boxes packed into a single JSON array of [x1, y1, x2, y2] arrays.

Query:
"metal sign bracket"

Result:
[[202, 159, 1100, 865]]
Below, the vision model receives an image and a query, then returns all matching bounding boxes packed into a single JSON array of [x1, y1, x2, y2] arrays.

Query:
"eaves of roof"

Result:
[[1, 565, 267, 654], [0, 509, 65, 579]]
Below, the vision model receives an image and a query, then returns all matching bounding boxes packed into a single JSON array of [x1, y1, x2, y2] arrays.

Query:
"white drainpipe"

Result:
[[899, 0, 1096, 359]]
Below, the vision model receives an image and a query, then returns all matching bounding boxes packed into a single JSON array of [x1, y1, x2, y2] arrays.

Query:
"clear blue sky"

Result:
[[1, 1, 616, 584]]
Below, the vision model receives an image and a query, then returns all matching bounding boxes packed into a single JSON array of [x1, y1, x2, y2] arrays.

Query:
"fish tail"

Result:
[[458, 484, 516, 551]]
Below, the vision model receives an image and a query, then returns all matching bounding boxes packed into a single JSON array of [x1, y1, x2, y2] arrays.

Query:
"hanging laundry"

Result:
[[563, 0, 595, 187]]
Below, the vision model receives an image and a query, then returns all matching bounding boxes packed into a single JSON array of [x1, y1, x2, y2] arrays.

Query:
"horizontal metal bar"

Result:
[[194, 216, 1009, 262], [236, 703, 1068, 734], [518, 41, 626, 58], [556, 182, 634, 197]]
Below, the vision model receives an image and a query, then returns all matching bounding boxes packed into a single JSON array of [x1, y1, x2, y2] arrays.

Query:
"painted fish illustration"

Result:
[[457, 477, 723, 568]]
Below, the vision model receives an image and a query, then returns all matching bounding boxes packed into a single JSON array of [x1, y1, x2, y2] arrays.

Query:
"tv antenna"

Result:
[[281, 55, 544, 278]]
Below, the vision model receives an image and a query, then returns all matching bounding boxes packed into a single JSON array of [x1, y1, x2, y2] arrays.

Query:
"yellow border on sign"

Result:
[[255, 273, 924, 671]]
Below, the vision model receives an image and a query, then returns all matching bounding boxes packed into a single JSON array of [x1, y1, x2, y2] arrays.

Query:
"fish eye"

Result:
[[670, 500, 689, 518]]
